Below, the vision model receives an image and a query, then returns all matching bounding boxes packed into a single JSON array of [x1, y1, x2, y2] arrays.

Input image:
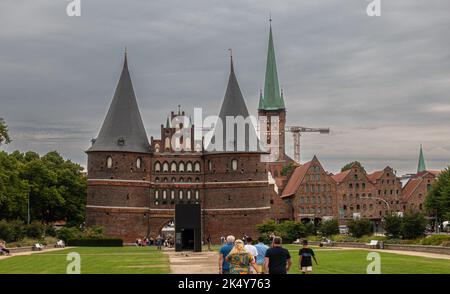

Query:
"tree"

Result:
[[347, 219, 373, 238], [279, 221, 306, 243], [383, 214, 403, 238], [256, 219, 279, 235], [320, 219, 339, 237], [425, 167, 450, 222], [401, 211, 427, 239], [341, 161, 362, 172], [0, 118, 11, 145]]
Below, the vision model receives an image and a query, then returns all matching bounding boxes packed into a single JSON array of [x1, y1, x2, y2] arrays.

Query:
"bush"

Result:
[[402, 212, 427, 239], [0, 219, 26, 242], [45, 225, 57, 237], [279, 221, 307, 243], [304, 222, 317, 236], [67, 238, 123, 247], [420, 235, 450, 246], [256, 219, 278, 235], [347, 219, 373, 238], [25, 221, 44, 239], [57, 227, 81, 242], [383, 214, 403, 238], [319, 220, 339, 237]]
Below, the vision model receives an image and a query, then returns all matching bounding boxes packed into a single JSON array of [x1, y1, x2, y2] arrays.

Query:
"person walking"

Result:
[[254, 240, 269, 274], [264, 237, 291, 274], [225, 239, 257, 274], [206, 233, 212, 251], [156, 235, 163, 250], [299, 240, 318, 274], [244, 237, 258, 273], [218, 235, 235, 274]]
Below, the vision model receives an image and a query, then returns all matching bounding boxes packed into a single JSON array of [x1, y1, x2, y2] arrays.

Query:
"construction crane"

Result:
[[285, 126, 330, 163]]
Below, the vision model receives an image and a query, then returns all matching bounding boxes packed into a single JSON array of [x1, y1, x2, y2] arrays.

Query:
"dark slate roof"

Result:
[[87, 53, 150, 153], [207, 56, 260, 152]]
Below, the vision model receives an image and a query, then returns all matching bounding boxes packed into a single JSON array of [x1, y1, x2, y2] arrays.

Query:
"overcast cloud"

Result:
[[1, 0, 449, 175]]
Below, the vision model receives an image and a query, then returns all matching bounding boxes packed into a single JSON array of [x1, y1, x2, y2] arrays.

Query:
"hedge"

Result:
[[67, 238, 123, 247]]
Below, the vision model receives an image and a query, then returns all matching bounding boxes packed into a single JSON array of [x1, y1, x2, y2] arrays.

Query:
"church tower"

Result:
[[258, 20, 286, 163]]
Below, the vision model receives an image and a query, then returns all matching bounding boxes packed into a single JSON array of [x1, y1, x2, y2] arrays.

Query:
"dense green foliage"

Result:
[[383, 214, 403, 238], [319, 219, 339, 237], [280, 162, 298, 176], [401, 211, 427, 239], [347, 219, 373, 238], [0, 219, 56, 242], [0, 150, 86, 225], [0, 118, 11, 145], [426, 167, 450, 222]]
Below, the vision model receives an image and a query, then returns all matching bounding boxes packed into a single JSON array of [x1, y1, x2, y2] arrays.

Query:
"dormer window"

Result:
[[117, 137, 125, 146]]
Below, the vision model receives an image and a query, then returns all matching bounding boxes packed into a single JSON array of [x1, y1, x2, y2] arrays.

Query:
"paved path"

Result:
[[164, 248, 219, 274], [366, 248, 450, 260], [0, 247, 72, 261]]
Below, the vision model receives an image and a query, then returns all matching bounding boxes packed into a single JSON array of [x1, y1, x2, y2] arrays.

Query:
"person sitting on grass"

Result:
[[299, 240, 318, 274], [0, 240, 10, 255], [225, 239, 257, 274]]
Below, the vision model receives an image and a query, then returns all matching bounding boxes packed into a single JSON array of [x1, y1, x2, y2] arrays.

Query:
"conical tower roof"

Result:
[[87, 52, 150, 153], [259, 21, 285, 111], [209, 54, 259, 152], [417, 144, 426, 173]]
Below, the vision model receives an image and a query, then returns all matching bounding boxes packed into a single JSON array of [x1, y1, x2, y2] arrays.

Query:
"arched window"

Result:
[[163, 177, 168, 182], [154, 143, 160, 153], [186, 162, 193, 172], [171, 190, 175, 199], [187, 190, 192, 199], [194, 161, 201, 172], [171, 162, 177, 172], [155, 201, 159, 206], [163, 162, 169, 172], [179, 177, 184, 182], [154, 161, 161, 172], [179, 190, 183, 200], [187, 177, 192, 182], [231, 159, 238, 171], [155, 177, 160, 183], [107, 156, 113, 169], [155, 190, 159, 199], [136, 158, 142, 169], [163, 190, 167, 199], [165, 137, 171, 150], [208, 160, 212, 171], [179, 162, 185, 172], [195, 190, 200, 200], [195, 177, 200, 182]]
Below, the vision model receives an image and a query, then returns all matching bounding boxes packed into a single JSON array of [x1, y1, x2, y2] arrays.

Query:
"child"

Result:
[[299, 240, 318, 274]]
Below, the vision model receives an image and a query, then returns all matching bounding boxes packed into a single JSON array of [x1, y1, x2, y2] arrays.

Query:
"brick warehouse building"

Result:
[[86, 23, 442, 242]]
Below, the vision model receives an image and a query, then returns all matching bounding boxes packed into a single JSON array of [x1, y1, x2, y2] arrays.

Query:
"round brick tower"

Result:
[[85, 53, 152, 242]]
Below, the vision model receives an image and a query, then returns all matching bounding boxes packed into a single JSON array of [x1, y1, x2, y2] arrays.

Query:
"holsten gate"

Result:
[[85, 24, 293, 242]]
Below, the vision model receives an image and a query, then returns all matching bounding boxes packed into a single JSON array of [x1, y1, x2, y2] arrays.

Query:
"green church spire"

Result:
[[259, 20, 285, 110], [417, 144, 426, 173]]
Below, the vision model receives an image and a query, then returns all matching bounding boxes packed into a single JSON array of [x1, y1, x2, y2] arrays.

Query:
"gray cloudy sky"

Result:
[[1, 0, 449, 175]]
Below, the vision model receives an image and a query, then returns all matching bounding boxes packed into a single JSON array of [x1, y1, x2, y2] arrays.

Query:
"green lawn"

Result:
[[0, 246, 170, 274], [1, 245, 449, 274], [284, 245, 450, 274]]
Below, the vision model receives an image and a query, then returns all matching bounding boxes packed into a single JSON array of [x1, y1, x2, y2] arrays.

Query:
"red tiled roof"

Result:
[[367, 170, 383, 183], [427, 170, 441, 177], [402, 178, 422, 201], [281, 161, 312, 198], [331, 169, 351, 184]]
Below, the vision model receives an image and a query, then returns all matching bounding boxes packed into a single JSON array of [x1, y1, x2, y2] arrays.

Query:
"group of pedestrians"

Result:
[[218, 235, 317, 274]]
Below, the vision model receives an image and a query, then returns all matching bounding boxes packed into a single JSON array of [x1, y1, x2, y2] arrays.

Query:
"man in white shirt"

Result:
[[244, 237, 258, 273]]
